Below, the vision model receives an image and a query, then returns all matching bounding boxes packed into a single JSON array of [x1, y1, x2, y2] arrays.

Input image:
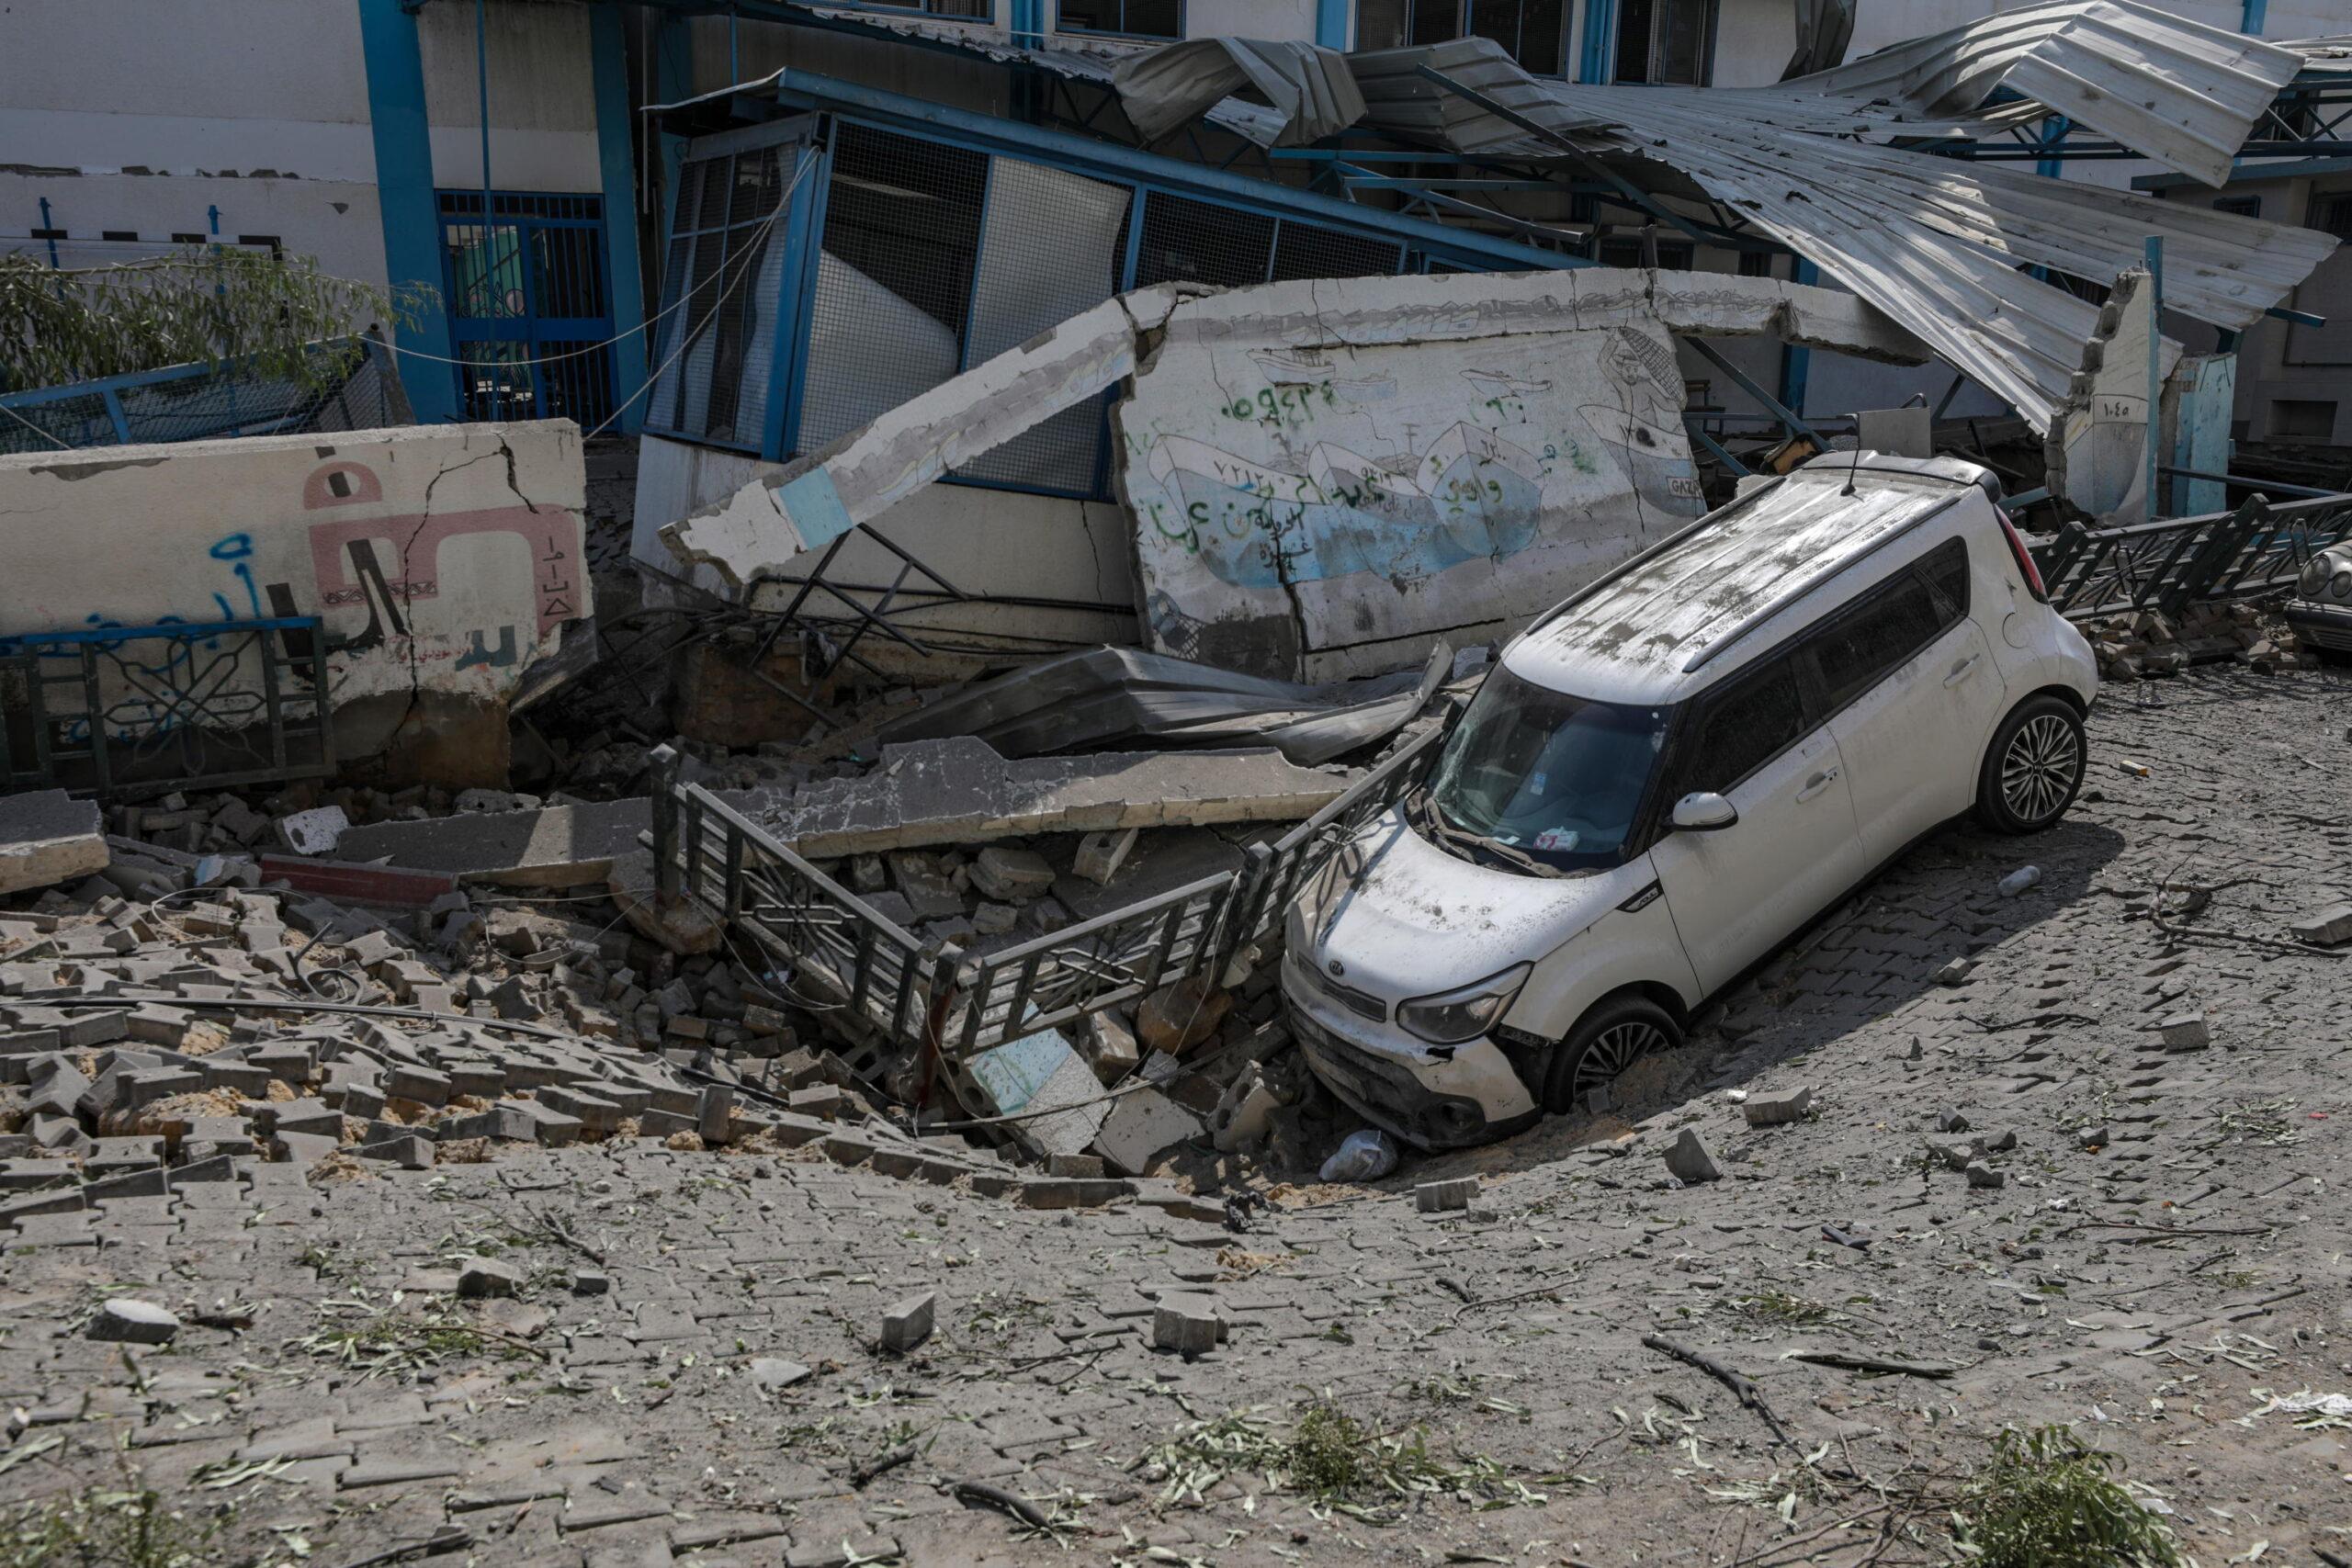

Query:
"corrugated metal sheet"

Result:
[[1777, 0, 2307, 187], [1112, 39, 1364, 148]]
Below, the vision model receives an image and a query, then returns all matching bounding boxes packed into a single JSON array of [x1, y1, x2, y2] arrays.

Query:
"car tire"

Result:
[[1974, 694, 2086, 835], [1539, 994, 1682, 1115]]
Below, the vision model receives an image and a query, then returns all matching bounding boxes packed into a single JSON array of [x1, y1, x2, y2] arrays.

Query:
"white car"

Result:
[[1283, 453, 2099, 1149]]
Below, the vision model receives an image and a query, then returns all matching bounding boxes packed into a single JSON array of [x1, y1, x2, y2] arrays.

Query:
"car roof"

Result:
[[1502, 452, 1993, 705]]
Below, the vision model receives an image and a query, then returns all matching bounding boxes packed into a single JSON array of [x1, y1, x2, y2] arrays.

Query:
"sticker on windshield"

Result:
[[1533, 828, 1580, 852], [1528, 771, 1548, 796]]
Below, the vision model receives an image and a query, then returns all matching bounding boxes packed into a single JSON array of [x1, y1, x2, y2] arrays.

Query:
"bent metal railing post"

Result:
[[2030, 491, 2352, 621], [0, 616, 334, 797], [664, 784, 951, 1047]]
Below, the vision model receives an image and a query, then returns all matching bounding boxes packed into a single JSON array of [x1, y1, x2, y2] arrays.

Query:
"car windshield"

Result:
[[1422, 666, 1672, 872]]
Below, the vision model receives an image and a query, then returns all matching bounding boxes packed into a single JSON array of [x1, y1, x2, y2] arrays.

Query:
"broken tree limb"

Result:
[[851, 1447, 915, 1488], [1643, 1334, 1798, 1450], [948, 1477, 1057, 1532], [1787, 1350, 1954, 1380]]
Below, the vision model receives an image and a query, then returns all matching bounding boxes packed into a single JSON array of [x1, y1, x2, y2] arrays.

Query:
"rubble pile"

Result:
[[2080, 597, 2312, 679]]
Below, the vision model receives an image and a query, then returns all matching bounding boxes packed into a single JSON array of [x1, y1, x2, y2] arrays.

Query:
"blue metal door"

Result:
[[437, 190, 616, 428]]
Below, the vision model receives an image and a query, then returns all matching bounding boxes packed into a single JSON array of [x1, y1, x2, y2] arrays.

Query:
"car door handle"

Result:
[[1796, 766, 1840, 803], [1942, 653, 1983, 687]]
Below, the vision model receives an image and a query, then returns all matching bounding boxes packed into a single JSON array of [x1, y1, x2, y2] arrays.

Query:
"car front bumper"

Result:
[[1287, 1002, 1538, 1151], [2285, 600, 2352, 654]]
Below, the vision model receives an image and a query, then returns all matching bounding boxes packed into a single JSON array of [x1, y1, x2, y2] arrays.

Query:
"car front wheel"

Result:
[[1539, 994, 1682, 1115], [1974, 694, 2086, 834]]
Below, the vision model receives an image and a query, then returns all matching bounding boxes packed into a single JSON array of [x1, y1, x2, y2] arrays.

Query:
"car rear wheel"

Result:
[[1539, 994, 1681, 1115], [1974, 694, 2086, 834]]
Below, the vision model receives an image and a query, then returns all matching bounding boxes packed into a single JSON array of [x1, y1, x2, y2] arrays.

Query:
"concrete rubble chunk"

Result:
[[88, 1298, 180, 1344], [1152, 1292, 1225, 1356], [572, 1269, 611, 1296], [1964, 1160, 2006, 1190], [880, 1292, 934, 1353], [743, 738, 1352, 860], [1093, 1086, 1204, 1177], [1742, 1087, 1814, 1127], [1073, 827, 1140, 886], [608, 848, 722, 956], [457, 1257, 524, 1299], [1662, 1127, 1722, 1184], [2289, 903, 2352, 948], [275, 806, 351, 857], [0, 790, 109, 897], [1208, 1063, 1279, 1153], [330, 798, 653, 888], [1416, 1177, 1477, 1213], [969, 845, 1056, 904], [2159, 1011, 2211, 1051], [963, 1029, 1111, 1161], [750, 1357, 811, 1392], [1136, 975, 1231, 1056]]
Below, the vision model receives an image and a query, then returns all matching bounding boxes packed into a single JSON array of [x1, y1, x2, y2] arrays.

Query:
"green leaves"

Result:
[[0, 246, 434, 393]]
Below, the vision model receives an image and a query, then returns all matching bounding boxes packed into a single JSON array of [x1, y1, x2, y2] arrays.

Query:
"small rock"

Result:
[[1136, 975, 1230, 1056], [457, 1256, 524, 1299], [1073, 828, 1140, 886], [88, 1298, 179, 1344], [1662, 1127, 1721, 1184], [1932, 956, 1977, 987], [1964, 1161, 2005, 1190], [969, 846, 1055, 904], [881, 1291, 935, 1353], [2289, 902, 2352, 948], [2078, 1125, 2109, 1149], [572, 1269, 611, 1297], [1934, 1109, 1971, 1134], [1416, 1177, 1477, 1213], [1741, 1087, 1813, 1127]]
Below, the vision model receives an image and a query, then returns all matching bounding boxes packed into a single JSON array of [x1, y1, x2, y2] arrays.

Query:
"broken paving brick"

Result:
[[0, 790, 109, 897], [1151, 1293, 1224, 1356], [880, 1292, 935, 1353]]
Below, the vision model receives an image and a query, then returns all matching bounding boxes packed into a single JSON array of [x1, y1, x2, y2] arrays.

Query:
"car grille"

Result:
[[1293, 955, 1386, 1021]]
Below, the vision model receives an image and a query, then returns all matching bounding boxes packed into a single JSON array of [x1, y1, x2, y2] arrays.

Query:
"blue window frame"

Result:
[[1057, 0, 1182, 39], [850, 0, 990, 17], [437, 190, 617, 428]]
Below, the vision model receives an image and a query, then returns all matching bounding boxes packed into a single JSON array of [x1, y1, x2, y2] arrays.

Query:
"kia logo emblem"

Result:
[[1327, 959, 1345, 977]]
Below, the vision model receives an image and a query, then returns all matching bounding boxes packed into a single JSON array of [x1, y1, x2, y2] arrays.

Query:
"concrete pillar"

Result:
[[356, 0, 461, 424]]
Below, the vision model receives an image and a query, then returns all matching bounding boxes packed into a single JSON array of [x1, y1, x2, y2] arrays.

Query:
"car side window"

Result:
[[1921, 537, 1970, 619], [1805, 551, 1957, 716], [1680, 655, 1807, 798]]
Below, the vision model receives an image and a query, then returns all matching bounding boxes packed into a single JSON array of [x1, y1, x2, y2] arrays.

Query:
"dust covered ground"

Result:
[[4, 664, 2350, 1567]]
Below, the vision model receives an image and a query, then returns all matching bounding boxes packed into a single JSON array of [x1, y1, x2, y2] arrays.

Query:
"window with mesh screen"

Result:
[[647, 144, 790, 447], [1614, 0, 1715, 84], [1352, 0, 1566, 73], [1271, 220, 1404, 282], [951, 158, 1135, 494], [1133, 192, 1276, 288], [794, 124, 988, 456]]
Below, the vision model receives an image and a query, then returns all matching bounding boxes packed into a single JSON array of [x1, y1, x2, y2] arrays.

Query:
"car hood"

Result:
[[1294, 807, 1621, 1006]]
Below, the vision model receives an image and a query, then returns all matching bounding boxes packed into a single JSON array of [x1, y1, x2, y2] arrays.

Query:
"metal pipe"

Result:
[[2144, 235, 2163, 521]]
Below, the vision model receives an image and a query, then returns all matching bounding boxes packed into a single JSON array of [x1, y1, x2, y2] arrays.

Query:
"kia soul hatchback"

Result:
[[1283, 453, 2099, 1148]]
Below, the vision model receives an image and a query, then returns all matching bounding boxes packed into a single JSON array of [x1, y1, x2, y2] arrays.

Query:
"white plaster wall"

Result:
[[632, 435, 1136, 653], [1177, 0, 1321, 43], [0, 421, 592, 734], [420, 0, 603, 193], [0, 175, 392, 288]]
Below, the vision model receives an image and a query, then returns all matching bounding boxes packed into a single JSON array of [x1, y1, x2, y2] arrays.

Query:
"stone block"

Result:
[[1662, 1127, 1722, 1184], [457, 1257, 524, 1298], [1072, 827, 1139, 886], [1416, 1177, 1477, 1213], [88, 1299, 179, 1344], [880, 1292, 934, 1353], [1152, 1293, 1224, 1356], [970, 846, 1055, 903], [1094, 1087, 1204, 1177], [2159, 1011, 2211, 1051], [1742, 1087, 1814, 1127], [2289, 902, 2352, 948], [356, 1134, 435, 1169]]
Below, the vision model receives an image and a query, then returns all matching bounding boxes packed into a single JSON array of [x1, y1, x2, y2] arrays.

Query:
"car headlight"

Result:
[[2335, 567, 2352, 602], [1396, 963, 1532, 1045], [2303, 558, 2332, 596]]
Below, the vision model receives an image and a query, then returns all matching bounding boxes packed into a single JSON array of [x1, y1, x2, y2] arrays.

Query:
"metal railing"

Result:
[[0, 617, 334, 797], [2032, 491, 2352, 620], [667, 780, 950, 1046], [1219, 726, 1449, 962], [949, 872, 1238, 1055], [0, 337, 408, 457]]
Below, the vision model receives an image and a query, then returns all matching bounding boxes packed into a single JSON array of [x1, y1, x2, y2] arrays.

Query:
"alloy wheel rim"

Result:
[[1574, 1020, 1666, 1099], [2000, 713, 2079, 823]]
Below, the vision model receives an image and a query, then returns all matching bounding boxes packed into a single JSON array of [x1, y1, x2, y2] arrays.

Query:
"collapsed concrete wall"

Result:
[[662, 268, 1931, 682], [0, 420, 594, 785]]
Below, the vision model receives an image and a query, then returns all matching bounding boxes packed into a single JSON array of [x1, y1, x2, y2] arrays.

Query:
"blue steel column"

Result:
[[1316, 0, 1351, 49], [654, 10, 692, 216], [592, 5, 650, 433], [357, 0, 461, 423], [1577, 0, 1618, 84], [1011, 0, 1045, 50]]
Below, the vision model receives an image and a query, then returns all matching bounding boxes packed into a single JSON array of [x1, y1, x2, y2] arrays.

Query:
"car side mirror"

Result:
[[1671, 792, 1738, 831]]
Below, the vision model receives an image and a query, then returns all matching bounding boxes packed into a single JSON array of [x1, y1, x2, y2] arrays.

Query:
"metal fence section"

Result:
[[0, 617, 334, 797], [1220, 726, 1449, 963], [2033, 491, 2352, 620], [0, 338, 408, 457], [438, 190, 618, 429], [668, 782, 949, 1046], [950, 872, 1238, 1055]]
